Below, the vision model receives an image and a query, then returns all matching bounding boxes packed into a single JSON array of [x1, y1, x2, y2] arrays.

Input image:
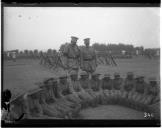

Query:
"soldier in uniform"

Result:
[[89, 72, 102, 106], [69, 70, 92, 109], [112, 72, 124, 104], [132, 76, 148, 110], [23, 88, 54, 119], [80, 38, 97, 77], [58, 74, 82, 117], [101, 74, 113, 104], [62, 36, 80, 74], [146, 77, 160, 104], [124, 72, 136, 107], [39, 78, 75, 119], [79, 71, 96, 107]]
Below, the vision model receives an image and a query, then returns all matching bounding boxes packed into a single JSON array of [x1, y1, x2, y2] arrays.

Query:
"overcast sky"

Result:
[[4, 7, 160, 51]]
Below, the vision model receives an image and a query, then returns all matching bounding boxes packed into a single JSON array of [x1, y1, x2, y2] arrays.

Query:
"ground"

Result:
[[78, 105, 145, 119], [2, 56, 160, 119]]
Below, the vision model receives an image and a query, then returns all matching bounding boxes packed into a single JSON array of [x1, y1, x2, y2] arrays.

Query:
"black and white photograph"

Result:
[[1, 3, 161, 126]]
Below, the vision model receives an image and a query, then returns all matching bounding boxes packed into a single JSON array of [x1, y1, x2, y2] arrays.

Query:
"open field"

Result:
[[3, 56, 160, 99], [79, 105, 145, 119], [2, 56, 160, 119]]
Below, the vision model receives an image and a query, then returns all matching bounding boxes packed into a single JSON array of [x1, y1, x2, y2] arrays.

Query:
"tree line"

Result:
[[3, 43, 160, 60]]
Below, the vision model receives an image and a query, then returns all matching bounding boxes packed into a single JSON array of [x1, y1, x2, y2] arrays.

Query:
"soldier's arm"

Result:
[[98, 80, 103, 91], [80, 48, 84, 68], [143, 83, 149, 96], [68, 81, 75, 94], [78, 81, 85, 92], [120, 79, 125, 91], [94, 50, 97, 66], [62, 45, 69, 57], [57, 84, 65, 98]]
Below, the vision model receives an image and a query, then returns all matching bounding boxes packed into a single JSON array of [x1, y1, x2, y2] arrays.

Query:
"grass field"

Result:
[[79, 105, 145, 119], [2, 56, 160, 119], [3, 56, 160, 99]]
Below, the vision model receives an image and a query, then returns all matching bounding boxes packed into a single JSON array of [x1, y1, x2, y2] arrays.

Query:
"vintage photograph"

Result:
[[2, 6, 160, 123]]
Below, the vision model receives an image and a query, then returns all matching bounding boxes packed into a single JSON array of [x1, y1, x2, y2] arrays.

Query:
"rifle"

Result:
[[107, 44, 117, 66]]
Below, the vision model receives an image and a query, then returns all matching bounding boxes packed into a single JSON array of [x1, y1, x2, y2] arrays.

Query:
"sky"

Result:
[[4, 7, 160, 51]]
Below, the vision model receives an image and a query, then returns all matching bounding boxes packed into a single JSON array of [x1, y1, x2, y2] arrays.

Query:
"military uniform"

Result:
[[146, 77, 160, 104], [124, 72, 136, 107], [79, 71, 96, 107], [101, 74, 113, 104], [80, 38, 97, 75], [63, 36, 80, 73], [112, 73, 124, 104], [58, 74, 81, 117], [89, 72, 102, 105], [38, 78, 73, 119], [132, 76, 148, 110]]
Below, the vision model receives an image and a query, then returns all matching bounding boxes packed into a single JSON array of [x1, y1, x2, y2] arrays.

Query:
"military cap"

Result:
[[139, 76, 145, 79], [104, 73, 110, 77], [149, 77, 157, 82], [43, 77, 54, 84], [135, 75, 144, 80], [59, 73, 68, 79], [92, 72, 101, 76], [84, 38, 90, 42], [114, 72, 120, 77], [71, 36, 78, 42], [80, 71, 88, 76], [127, 72, 134, 76], [70, 70, 77, 76]]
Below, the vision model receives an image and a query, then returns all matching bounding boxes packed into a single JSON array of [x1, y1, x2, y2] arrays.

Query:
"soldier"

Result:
[[132, 76, 148, 110], [68, 70, 91, 109], [112, 72, 124, 104], [124, 72, 136, 107], [89, 72, 102, 106], [80, 38, 97, 77], [62, 36, 80, 74], [25, 88, 44, 118], [101, 74, 113, 104], [79, 71, 96, 107], [58, 74, 82, 117], [38, 78, 74, 119], [146, 77, 160, 104]]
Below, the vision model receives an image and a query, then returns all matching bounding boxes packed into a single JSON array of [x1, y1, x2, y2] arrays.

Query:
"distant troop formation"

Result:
[[6, 71, 160, 120]]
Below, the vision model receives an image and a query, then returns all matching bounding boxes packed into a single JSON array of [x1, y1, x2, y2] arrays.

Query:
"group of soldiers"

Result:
[[59, 36, 97, 75], [39, 36, 98, 72], [6, 70, 160, 120]]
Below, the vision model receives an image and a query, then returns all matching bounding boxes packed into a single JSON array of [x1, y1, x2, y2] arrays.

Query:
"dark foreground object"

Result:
[[2, 119, 160, 127]]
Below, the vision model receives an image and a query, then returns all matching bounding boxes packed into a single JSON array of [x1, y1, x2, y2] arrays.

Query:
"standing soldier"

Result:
[[80, 38, 97, 77], [12, 51, 17, 62], [62, 36, 80, 74]]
